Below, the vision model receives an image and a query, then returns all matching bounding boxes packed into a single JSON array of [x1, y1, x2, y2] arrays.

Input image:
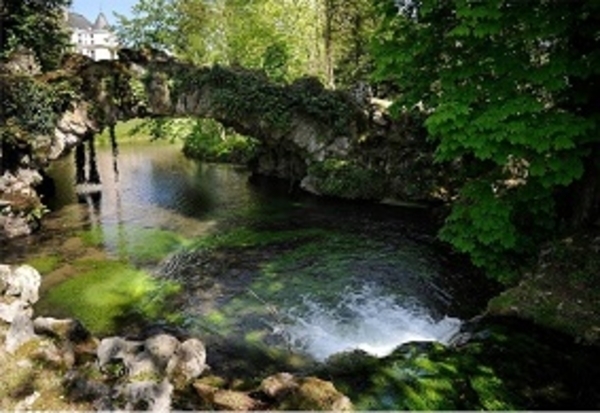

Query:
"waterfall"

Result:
[[276, 284, 461, 362]]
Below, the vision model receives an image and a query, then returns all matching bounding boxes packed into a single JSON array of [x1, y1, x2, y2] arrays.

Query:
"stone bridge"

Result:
[[0, 48, 448, 238], [55, 48, 368, 179]]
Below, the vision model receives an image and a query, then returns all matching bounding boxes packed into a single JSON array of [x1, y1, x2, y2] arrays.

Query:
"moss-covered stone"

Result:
[[488, 230, 600, 344]]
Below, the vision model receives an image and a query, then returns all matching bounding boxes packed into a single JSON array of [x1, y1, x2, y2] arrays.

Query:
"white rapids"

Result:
[[276, 284, 462, 362]]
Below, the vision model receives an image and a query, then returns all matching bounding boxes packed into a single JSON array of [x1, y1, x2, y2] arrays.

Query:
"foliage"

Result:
[[0, 75, 75, 170], [262, 41, 290, 83], [114, 0, 184, 50], [114, 0, 378, 88], [308, 159, 387, 200], [182, 119, 258, 164], [320, 0, 379, 88], [96, 119, 150, 143], [372, 0, 600, 282], [168, 64, 361, 138], [0, 0, 72, 71], [321, 318, 600, 410]]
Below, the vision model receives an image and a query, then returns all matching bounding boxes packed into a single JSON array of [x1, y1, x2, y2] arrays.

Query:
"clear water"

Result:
[[1, 141, 494, 364]]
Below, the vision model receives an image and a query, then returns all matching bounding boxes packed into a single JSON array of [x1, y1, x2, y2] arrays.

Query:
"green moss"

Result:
[[29, 254, 61, 274], [38, 258, 180, 335], [79, 228, 104, 247], [487, 231, 600, 343], [123, 227, 190, 264], [319, 317, 600, 410]]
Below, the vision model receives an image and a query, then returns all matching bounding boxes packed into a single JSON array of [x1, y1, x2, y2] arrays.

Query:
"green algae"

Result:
[[191, 226, 327, 250], [79, 226, 190, 265], [37, 258, 181, 335], [28, 254, 61, 274]]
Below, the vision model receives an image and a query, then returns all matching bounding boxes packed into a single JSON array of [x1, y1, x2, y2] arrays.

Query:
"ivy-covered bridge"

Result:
[[0, 48, 446, 238]]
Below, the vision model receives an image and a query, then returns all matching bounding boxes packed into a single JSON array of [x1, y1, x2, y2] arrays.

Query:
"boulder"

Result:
[[33, 316, 92, 343], [115, 378, 173, 412], [0, 299, 31, 323], [97, 336, 143, 374], [262, 376, 353, 411], [193, 382, 259, 411], [144, 333, 180, 370], [5, 311, 36, 353], [33, 317, 97, 365], [259, 372, 297, 399], [0, 264, 41, 304], [166, 338, 208, 387]]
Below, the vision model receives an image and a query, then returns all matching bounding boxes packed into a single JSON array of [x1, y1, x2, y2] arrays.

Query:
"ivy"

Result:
[[164, 63, 362, 139], [0, 75, 75, 143]]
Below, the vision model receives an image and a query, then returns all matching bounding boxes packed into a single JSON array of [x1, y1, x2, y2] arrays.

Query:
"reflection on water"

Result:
[[1, 141, 496, 363], [44, 142, 260, 256]]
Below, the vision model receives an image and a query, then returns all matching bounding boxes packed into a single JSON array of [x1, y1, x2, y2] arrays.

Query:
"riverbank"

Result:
[[488, 226, 600, 345], [0, 264, 354, 411], [3, 262, 600, 410]]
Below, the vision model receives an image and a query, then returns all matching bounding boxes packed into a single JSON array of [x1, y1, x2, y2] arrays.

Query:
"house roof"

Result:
[[93, 12, 110, 30], [68, 12, 93, 30], [67, 12, 111, 31]]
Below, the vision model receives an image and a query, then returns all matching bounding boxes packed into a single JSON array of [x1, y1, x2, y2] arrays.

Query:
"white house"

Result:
[[67, 12, 119, 61]]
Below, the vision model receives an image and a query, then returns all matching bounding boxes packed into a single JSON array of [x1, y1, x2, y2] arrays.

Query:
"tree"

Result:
[[114, 0, 185, 51], [372, 0, 600, 282], [318, 0, 378, 88], [0, 0, 72, 70]]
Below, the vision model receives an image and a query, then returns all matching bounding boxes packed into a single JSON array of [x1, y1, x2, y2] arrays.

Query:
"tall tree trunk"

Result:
[[323, 0, 335, 88], [566, 146, 600, 229]]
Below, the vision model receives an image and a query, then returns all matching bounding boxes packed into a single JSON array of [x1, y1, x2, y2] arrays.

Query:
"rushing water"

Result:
[[1, 141, 495, 365]]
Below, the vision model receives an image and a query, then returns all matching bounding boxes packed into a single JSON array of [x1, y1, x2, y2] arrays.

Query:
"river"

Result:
[[4, 141, 598, 409]]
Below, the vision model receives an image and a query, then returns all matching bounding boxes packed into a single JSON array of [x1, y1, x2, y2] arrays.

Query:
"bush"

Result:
[[182, 119, 257, 164], [307, 159, 387, 200]]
